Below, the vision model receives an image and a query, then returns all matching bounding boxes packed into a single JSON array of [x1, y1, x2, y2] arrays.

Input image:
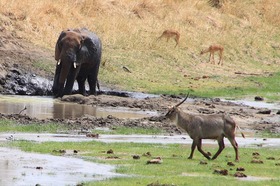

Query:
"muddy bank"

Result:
[[1, 94, 280, 134]]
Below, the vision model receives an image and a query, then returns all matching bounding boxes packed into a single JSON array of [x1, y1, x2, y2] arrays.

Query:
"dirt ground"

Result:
[[0, 29, 279, 135]]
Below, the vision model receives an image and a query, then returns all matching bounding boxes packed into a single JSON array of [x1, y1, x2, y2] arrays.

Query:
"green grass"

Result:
[[33, 59, 55, 74], [5, 140, 280, 186], [192, 72, 280, 100], [1, 122, 279, 185], [0, 119, 67, 133]]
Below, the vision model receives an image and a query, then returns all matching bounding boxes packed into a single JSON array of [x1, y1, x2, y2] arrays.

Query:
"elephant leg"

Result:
[[88, 64, 100, 95], [96, 79, 100, 91], [77, 75, 87, 96]]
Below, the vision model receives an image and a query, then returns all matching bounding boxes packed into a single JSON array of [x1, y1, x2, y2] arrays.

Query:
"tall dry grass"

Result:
[[0, 0, 279, 94]]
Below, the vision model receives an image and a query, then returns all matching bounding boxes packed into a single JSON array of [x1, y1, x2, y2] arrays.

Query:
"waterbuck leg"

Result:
[[188, 140, 197, 159], [212, 137, 225, 160], [228, 138, 239, 162], [197, 139, 211, 160]]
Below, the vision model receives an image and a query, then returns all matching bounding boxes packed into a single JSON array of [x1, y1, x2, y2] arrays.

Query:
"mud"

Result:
[[1, 93, 279, 135]]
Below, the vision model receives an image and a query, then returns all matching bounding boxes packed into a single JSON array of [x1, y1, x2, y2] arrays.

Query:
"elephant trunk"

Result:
[[53, 50, 80, 97]]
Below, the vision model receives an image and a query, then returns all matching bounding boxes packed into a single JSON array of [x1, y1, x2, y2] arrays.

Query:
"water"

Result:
[[0, 95, 158, 119], [1, 133, 279, 149], [0, 147, 122, 186], [225, 99, 280, 109]]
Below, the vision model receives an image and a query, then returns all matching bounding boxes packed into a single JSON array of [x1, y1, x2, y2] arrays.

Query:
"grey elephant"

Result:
[[52, 28, 102, 97]]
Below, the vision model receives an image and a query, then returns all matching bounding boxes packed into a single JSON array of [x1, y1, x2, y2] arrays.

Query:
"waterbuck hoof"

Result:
[[188, 157, 192, 159]]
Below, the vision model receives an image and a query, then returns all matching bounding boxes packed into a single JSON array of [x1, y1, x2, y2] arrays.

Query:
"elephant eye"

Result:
[[58, 41, 63, 50]]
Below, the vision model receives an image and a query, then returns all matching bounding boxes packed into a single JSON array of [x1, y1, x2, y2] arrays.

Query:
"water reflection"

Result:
[[0, 95, 157, 119]]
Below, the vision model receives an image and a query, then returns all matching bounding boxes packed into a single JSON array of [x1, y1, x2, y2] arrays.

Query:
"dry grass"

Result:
[[0, 0, 279, 96]]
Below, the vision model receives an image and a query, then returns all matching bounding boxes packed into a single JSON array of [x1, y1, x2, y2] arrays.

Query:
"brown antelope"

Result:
[[200, 44, 224, 65], [157, 29, 180, 47], [165, 93, 245, 161]]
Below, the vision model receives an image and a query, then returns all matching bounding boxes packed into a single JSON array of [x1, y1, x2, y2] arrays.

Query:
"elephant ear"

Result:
[[77, 36, 97, 62], [55, 31, 67, 61]]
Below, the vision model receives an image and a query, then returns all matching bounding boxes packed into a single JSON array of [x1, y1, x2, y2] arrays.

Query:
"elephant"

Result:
[[52, 28, 102, 97]]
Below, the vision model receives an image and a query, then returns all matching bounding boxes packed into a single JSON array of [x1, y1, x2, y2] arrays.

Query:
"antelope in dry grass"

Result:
[[200, 44, 224, 65], [165, 93, 245, 161], [157, 29, 180, 48]]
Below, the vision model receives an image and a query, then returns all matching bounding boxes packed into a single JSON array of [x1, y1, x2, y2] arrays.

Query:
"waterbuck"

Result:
[[165, 94, 245, 161]]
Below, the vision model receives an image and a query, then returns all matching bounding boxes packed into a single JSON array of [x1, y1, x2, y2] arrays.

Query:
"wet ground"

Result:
[[0, 147, 122, 186], [0, 94, 280, 185], [0, 131, 279, 185], [1, 93, 279, 134]]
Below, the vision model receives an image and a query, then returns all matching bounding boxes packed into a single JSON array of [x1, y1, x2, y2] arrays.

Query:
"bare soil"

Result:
[[0, 29, 279, 135]]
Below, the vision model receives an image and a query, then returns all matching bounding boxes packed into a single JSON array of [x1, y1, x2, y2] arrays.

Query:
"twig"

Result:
[[18, 106, 27, 115], [235, 72, 261, 76]]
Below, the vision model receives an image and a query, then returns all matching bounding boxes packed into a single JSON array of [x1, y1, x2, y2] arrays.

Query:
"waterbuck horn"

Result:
[[174, 93, 190, 107]]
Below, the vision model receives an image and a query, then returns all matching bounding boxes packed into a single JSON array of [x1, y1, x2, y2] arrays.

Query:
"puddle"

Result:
[[0, 95, 158, 120], [225, 99, 280, 110], [0, 147, 122, 186]]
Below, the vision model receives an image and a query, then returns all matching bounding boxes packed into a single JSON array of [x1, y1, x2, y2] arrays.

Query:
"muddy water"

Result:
[[0, 95, 158, 119], [0, 147, 122, 186]]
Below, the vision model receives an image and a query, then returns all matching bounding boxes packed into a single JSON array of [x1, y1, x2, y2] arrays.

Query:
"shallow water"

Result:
[[226, 99, 280, 109], [0, 147, 122, 186], [1, 133, 280, 148], [0, 95, 158, 119]]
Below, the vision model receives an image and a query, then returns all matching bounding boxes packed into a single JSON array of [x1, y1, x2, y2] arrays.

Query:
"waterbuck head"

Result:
[[165, 93, 189, 121]]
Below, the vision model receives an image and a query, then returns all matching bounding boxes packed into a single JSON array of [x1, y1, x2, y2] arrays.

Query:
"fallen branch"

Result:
[[18, 106, 27, 115], [235, 72, 261, 76]]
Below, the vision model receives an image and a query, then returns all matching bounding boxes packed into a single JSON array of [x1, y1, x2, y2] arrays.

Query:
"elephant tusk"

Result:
[[57, 60, 60, 65], [74, 62, 77, 68]]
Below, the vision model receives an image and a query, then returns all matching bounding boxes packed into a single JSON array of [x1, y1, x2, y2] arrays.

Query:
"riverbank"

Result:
[[1, 94, 279, 135]]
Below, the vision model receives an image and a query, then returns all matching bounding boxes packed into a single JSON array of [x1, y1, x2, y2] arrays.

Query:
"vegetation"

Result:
[[0, 119, 68, 133], [5, 140, 280, 186], [0, 0, 279, 99], [0, 119, 279, 186]]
